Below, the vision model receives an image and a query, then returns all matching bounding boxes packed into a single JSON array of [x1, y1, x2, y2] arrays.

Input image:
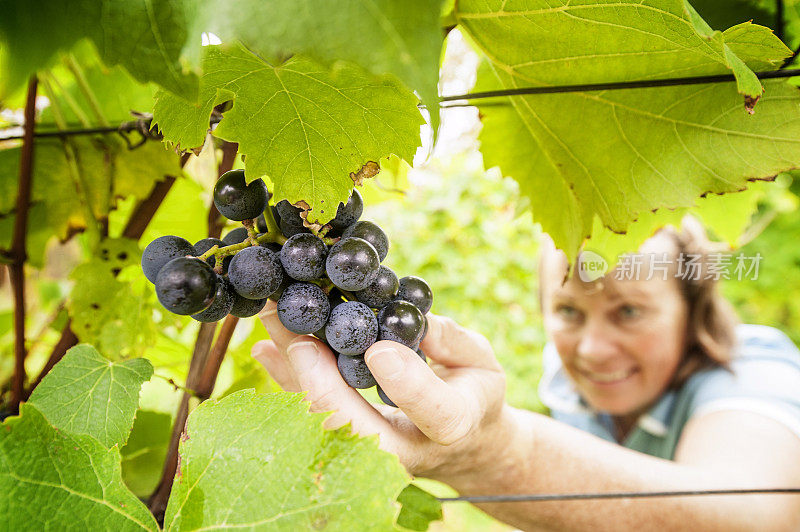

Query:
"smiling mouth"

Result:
[[578, 367, 638, 384]]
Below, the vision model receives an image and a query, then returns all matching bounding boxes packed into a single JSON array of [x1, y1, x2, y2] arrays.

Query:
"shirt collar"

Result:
[[538, 343, 676, 437]]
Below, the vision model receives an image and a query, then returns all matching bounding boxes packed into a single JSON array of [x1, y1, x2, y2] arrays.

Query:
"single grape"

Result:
[[227, 246, 285, 299], [191, 275, 235, 322], [193, 237, 225, 268], [279, 216, 311, 238], [327, 189, 363, 235], [280, 233, 327, 281], [354, 265, 399, 308], [377, 386, 396, 407], [276, 199, 303, 223], [222, 227, 249, 246], [420, 315, 429, 342], [377, 300, 425, 349], [337, 355, 377, 389], [155, 257, 217, 315], [277, 282, 330, 334], [230, 293, 268, 318], [342, 220, 388, 261], [397, 276, 433, 314], [325, 237, 380, 291], [142, 235, 195, 283], [213, 169, 268, 221], [325, 301, 378, 356]]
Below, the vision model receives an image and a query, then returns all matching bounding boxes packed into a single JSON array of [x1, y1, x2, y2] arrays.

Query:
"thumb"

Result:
[[366, 340, 475, 445]]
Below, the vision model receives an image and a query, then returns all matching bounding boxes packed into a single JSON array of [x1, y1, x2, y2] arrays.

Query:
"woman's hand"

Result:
[[251, 300, 511, 478]]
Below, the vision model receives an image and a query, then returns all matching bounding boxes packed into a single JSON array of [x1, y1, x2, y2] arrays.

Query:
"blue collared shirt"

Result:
[[537, 324, 800, 459]]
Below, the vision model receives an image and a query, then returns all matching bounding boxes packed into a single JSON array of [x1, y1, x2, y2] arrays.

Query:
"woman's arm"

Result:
[[437, 406, 800, 532], [253, 303, 800, 531]]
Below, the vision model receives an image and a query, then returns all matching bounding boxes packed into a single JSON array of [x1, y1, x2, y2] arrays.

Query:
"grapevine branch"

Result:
[[8, 77, 38, 414], [148, 141, 238, 524]]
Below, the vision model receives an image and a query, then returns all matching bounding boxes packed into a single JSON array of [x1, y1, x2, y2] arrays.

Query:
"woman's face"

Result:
[[541, 237, 688, 417]]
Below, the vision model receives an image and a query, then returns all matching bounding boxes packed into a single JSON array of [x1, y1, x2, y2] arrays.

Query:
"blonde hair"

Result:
[[659, 216, 738, 388]]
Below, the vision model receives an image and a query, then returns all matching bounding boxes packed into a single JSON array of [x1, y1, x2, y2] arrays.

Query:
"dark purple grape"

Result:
[[377, 386, 396, 407], [354, 265, 399, 308], [193, 237, 225, 268], [397, 276, 433, 314], [213, 169, 268, 221], [325, 301, 378, 356], [327, 190, 363, 236], [337, 355, 377, 389], [277, 282, 330, 334], [280, 233, 327, 281], [142, 235, 195, 283], [230, 294, 267, 318], [227, 246, 285, 299], [191, 276, 235, 322], [342, 220, 388, 261], [377, 300, 425, 349], [325, 237, 380, 291], [276, 199, 303, 223], [155, 257, 216, 315], [222, 227, 249, 246], [280, 217, 311, 238]]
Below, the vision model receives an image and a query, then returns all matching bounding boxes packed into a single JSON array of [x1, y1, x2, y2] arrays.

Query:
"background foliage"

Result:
[[2, 0, 800, 530]]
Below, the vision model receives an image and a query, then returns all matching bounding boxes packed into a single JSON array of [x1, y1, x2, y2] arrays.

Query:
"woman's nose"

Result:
[[576, 320, 619, 363]]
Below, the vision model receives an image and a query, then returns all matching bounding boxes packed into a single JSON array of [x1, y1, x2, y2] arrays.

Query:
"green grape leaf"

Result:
[[0, 404, 158, 531], [396, 484, 443, 531], [121, 411, 172, 498], [39, 39, 162, 126], [68, 241, 161, 359], [473, 63, 800, 262], [153, 45, 423, 224], [457, 0, 788, 97], [28, 344, 153, 448], [0, 139, 179, 267], [0, 0, 197, 101], [584, 184, 767, 266], [164, 390, 409, 531], [189, 0, 444, 132]]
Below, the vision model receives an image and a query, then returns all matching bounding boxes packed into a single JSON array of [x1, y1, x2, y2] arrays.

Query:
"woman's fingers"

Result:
[[365, 340, 481, 446], [258, 300, 299, 350], [251, 340, 300, 392], [420, 314, 501, 371], [282, 337, 397, 435]]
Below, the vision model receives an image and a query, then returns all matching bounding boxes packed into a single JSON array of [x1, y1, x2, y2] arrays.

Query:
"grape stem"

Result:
[[320, 278, 356, 301], [260, 201, 287, 244], [242, 218, 260, 245], [309, 225, 339, 246]]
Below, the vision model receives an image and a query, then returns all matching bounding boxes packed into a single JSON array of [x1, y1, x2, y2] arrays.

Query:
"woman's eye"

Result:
[[618, 304, 641, 320], [556, 305, 581, 320]]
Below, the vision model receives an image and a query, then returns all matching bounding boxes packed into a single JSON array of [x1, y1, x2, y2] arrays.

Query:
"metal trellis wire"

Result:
[[438, 487, 800, 503], [2, 68, 800, 141]]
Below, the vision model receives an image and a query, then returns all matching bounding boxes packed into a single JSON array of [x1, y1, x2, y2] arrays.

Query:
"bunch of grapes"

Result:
[[141, 169, 432, 405]]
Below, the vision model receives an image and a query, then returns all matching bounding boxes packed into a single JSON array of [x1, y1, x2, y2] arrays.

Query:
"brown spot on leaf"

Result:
[[91, 303, 100, 310], [350, 161, 380, 186], [744, 94, 761, 115], [117, 252, 128, 260]]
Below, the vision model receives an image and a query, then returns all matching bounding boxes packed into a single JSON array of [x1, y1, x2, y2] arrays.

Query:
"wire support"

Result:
[[438, 487, 800, 503]]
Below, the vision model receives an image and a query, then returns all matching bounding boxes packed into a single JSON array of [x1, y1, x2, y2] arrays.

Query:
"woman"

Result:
[[252, 219, 800, 530]]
